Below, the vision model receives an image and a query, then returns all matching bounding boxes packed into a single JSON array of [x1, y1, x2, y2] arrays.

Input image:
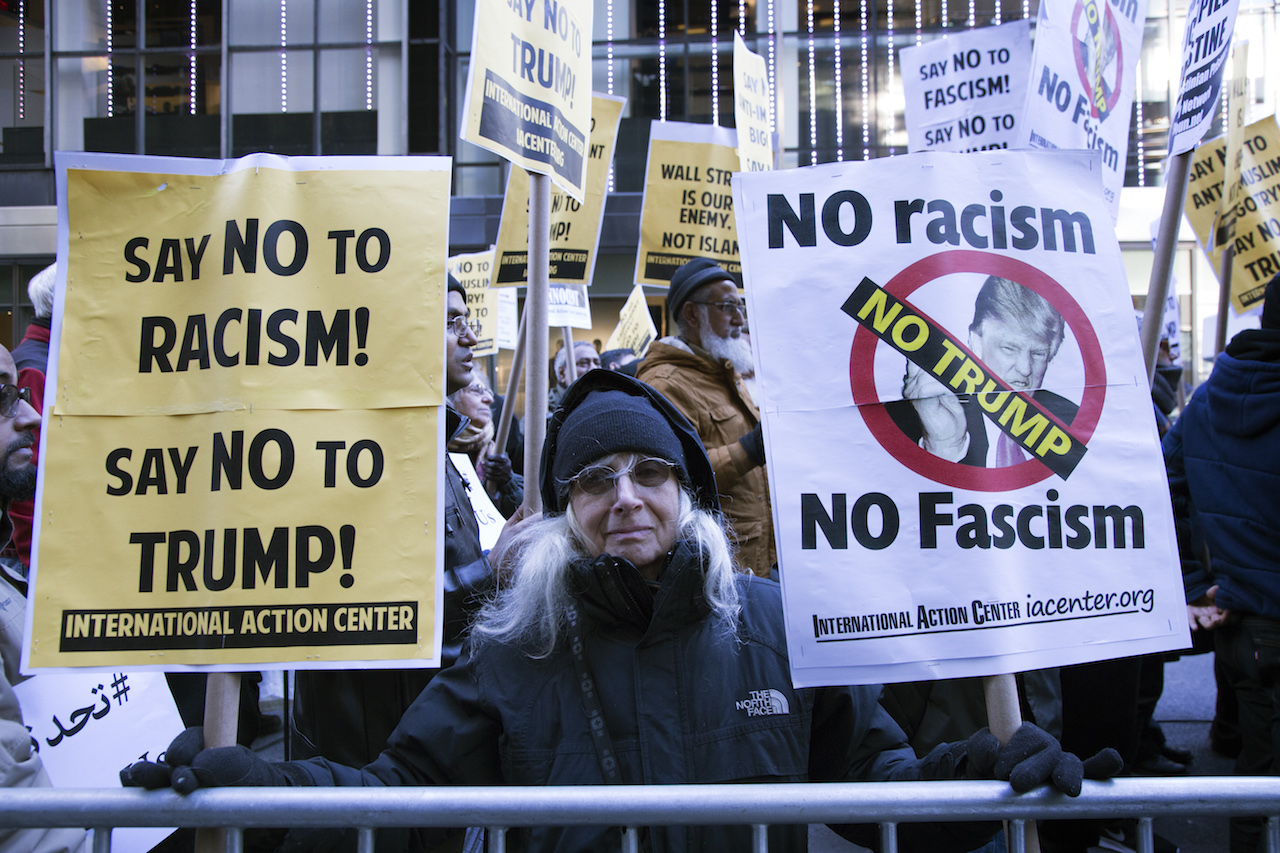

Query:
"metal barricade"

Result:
[[2, 777, 1278, 853]]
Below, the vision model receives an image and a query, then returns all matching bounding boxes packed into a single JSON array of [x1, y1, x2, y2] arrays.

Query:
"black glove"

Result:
[[120, 726, 311, 793], [739, 423, 766, 467], [966, 723, 1123, 796], [483, 451, 513, 487]]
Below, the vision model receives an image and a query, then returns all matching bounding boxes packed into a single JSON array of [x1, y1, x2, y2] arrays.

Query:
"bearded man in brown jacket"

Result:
[[637, 258, 776, 578]]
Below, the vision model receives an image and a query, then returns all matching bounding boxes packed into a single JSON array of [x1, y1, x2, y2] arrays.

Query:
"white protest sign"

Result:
[[15, 670, 183, 851], [1168, 0, 1240, 156], [901, 20, 1030, 153], [1018, 0, 1147, 218], [494, 287, 520, 350], [733, 151, 1189, 687], [548, 283, 592, 328], [734, 33, 775, 172], [460, 0, 593, 200], [449, 453, 506, 548]]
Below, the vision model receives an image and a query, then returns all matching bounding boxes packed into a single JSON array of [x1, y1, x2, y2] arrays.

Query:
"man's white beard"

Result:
[[703, 330, 755, 376]]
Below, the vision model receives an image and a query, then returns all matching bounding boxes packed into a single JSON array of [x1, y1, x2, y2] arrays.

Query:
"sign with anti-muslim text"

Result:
[[461, 0, 593, 201], [901, 20, 1030, 154], [1182, 116, 1280, 313], [733, 32, 775, 172], [449, 250, 498, 357], [1018, 0, 1147, 218], [24, 152, 450, 672], [636, 120, 742, 286], [732, 151, 1189, 687], [492, 94, 626, 287], [1168, 0, 1239, 157]]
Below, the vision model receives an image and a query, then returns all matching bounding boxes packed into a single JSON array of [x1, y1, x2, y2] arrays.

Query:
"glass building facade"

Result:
[[0, 0, 1275, 368]]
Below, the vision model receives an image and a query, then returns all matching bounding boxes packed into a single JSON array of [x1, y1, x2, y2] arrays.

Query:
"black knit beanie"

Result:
[[551, 389, 688, 494]]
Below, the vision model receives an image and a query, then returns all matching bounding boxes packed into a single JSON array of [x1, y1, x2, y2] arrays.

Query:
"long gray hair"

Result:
[[471, 487, 743, 658]]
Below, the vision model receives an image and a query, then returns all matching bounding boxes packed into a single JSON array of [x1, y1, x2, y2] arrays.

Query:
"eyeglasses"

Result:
[[447, 315, 474, 337], [689, 300, 747, 319], [570, 457, 676, 496], [0, 384, 32, 418]]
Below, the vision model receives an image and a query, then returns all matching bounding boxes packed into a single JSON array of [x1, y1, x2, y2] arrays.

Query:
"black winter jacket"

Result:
[[290, 406, 493, 766], [287, 541, 987, 853]]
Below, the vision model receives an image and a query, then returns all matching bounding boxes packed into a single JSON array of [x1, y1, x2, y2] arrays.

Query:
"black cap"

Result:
[[447, 274, 465, 297], [541, 371, 718, 515], [551, 389, 688, 489], [667, 258, 734, 322]]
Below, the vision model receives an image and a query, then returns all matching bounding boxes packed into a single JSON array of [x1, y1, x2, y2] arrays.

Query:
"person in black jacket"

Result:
[[128, 370, 1119, 853], [289, 276, 522, 770]]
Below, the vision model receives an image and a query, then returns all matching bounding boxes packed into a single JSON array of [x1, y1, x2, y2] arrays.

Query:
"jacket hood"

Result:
[[1207, 329, 1280, 437], [540, 370, 719, 515]]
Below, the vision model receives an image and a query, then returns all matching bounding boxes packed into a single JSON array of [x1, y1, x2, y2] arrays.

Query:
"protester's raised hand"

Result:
[[967, 723, 1122, 796], [121, 726, 309, 793]]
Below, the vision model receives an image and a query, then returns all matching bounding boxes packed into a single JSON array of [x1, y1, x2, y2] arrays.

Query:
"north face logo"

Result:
[[736, 688, 790, 717]]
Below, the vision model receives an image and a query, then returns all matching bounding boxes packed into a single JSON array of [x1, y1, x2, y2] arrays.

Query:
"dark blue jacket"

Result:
[[1164, 328, 1280, 619]]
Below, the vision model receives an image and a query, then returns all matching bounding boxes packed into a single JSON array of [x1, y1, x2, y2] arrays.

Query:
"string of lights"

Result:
[[712, 0, 720, 123], [808, 0, 817, 162], [660, 0, 668, 122], [16, 0, 25, 120], [106, 0, 114, 117], [280, 1, 289, 113], [861, 0, 870, 158], [190, 0, 198, 115], [365, 0, 374, 111]]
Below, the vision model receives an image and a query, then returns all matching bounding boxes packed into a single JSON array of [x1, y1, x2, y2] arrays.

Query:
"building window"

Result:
[[0, 1, 46, 166]]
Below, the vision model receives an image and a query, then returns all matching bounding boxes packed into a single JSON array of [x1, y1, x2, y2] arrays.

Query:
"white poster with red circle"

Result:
[[733, 150, 1190, 688], [1017, 0, 1146, 219]]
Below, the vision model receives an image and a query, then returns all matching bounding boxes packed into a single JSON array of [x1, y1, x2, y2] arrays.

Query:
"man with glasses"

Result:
[[0, 343, 86, 853], [291, 276, 514, 773], [637, 257, 775, 578], [548, 341, 602, 416]]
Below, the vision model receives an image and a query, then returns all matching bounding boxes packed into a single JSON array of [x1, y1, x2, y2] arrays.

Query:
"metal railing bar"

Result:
[[1008, 819, 1026, 853], [752, 823, 767, 853], [879, 820, 897, 853], [1136, 815, 1153, 853], [1, 779, 1276, 833]]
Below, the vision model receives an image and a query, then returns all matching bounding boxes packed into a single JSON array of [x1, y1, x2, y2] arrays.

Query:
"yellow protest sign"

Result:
[[448, 250, 497, 357], [603, 284, 658, 356], [1211, 43, 1250, 250], [733, 33, 775, 173], [29, 408, 438, 669], [492, 94, 626, 287], [57, 160, 450, 416], [635, 120, 742, 286], [460, 0, 593, 201], [26, 153, 451, 671], [1183, 116, 1280, 312]]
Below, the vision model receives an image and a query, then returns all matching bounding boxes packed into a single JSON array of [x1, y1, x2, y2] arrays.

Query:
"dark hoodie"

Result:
[[1164, 327, 1280, 619]]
